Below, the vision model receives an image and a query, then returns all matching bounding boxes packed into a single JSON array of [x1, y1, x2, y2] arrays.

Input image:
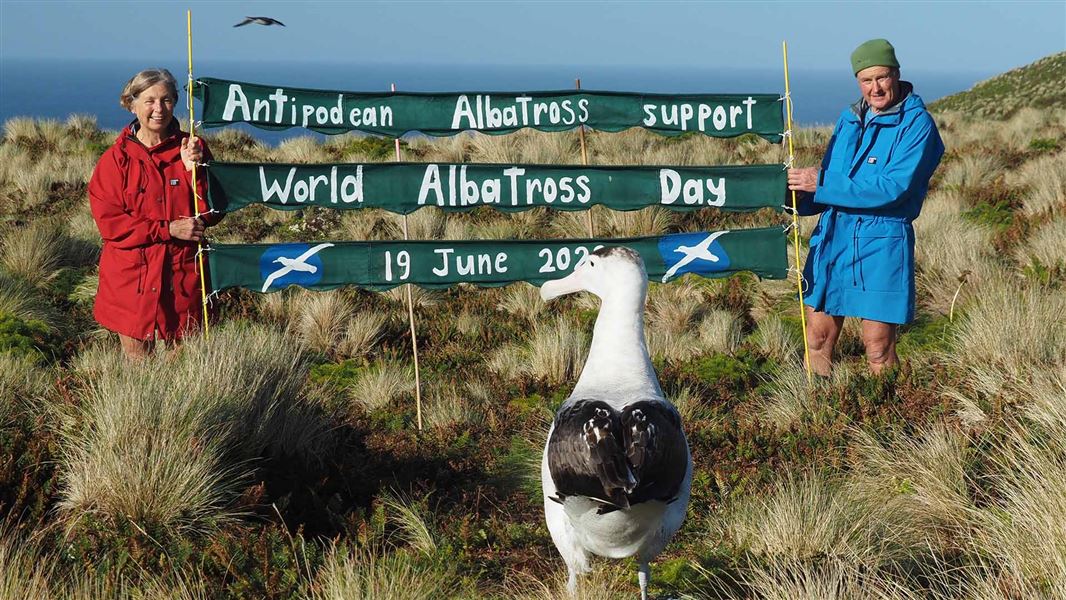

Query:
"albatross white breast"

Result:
[[539, 246, 692, 600]]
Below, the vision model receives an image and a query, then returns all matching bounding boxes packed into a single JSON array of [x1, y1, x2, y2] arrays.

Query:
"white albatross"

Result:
[[540, 246, 692, 600], [261, 242, 334, 292], [661, 230, 729, 283]]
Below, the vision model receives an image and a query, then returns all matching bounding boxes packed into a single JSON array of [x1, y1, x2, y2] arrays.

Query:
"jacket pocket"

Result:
[[105, 246, 148, 295], [852, 219, 905, 293]]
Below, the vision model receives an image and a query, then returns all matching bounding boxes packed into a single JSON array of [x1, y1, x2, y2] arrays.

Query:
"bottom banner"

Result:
[[206, 227, 787, 294]]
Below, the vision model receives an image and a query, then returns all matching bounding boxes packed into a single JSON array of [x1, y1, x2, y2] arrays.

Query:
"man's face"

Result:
[[856, 66, 900, 113]]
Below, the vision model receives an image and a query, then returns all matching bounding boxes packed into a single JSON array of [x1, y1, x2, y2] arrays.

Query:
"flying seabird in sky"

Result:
[[540, 246, 692, 600], [233, 16, 286, 27]]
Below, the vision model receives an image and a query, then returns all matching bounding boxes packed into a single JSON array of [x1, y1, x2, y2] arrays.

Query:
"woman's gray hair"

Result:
[[119, 69, 179, 110]]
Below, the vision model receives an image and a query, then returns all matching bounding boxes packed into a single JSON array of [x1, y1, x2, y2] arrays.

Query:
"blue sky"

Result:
[[2, 1, 1063, 73]]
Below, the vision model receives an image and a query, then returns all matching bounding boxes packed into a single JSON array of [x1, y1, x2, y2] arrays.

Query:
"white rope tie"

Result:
[[777, 92, 791, 102]]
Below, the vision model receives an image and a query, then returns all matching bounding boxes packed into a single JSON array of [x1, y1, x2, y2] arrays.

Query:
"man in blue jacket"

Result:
[[787, 39, 944, 376]]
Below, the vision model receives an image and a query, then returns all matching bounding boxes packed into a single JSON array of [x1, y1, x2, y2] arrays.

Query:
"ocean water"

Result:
[[0, 58, 991, 146]]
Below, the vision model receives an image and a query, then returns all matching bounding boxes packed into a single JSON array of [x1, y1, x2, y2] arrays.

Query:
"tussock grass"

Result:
[[3, 116, 40, 144], [697, 309, 743, 355], [1016, 213, 1066, 269], [750, 314, 800, 364], [291, 291, 355, 355], [346, 360, 415, 412], [338, 311, 389, 359], [719, 471, 894, 565], [381, 492, 438, 554], [968, 432, 1066, 592], [383, 284, 440, 308], [497, 282, 546, 322], [0, 272, 64, 332], [422, 380, 481, 429], [645, 281, 710, 362], [735, 557, 922, 600], [1007, 150, 1066, 216], [913, 191, 999, 315], [850, 425, 973, 547], [0, 351, 53, 399], [505, 562, 635, 600], [468, 131, 522, 163], [0, 219, 86, 287], [313, 544, 457, 600], [951, 279, 1066, 375], [58, 324, 320, 533], [938, 152, 1005, 192], [0, 532, 52, 600], [339, 208, 402, 241], [760, 363, 856, 430], [271, 135, 330, 163], [489, 316, 588, 383]]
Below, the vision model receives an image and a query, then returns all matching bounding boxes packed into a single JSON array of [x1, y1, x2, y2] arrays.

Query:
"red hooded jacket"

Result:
[[88, 120, 217, 341]]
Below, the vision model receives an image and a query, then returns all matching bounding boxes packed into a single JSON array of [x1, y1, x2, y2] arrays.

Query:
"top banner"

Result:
[[193, 77, 784, 142]]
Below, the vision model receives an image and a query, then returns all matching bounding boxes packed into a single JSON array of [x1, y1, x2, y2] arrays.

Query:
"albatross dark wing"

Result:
[[548, 400, 635, 509], [622, 401, 688, 504]]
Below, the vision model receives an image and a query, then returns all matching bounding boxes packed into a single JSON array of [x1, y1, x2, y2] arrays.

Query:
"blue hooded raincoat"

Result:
[[799, 82, 944, 325]]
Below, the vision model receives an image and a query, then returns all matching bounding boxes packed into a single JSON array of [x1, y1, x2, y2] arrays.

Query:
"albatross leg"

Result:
[[638, 560, 650, 600], [566, 566, 578, 596]]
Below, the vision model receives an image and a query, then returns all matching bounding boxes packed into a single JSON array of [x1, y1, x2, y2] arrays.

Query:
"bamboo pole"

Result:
[[187, 10, 210, 339], [576, 78, 594, 238], [782, 41, 812, 383], [392, 82, 424, 431]]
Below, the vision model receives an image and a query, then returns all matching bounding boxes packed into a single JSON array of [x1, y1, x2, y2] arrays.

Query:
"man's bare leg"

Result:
[[805, 307, 844, 376], [861, 319, 898, 375]]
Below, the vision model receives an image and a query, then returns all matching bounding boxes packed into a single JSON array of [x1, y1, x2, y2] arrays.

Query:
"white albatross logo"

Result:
[[261, 243, 335, 292], [661, 231, 729, 283]]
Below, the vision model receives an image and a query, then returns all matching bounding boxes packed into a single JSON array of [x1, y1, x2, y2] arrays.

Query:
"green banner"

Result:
[[193, 77, 784, 142], [206, 162, 785, 214], [206, 227, 787, 294]]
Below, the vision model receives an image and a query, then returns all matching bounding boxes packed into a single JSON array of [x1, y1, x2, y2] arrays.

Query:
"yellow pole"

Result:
[[392, 83, 424, 432], [782, 41, 812, 383], [576, 78, 594, 238], [188, 10, 210, 339]]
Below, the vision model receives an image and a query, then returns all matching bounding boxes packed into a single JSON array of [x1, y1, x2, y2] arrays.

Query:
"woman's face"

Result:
[[131, 82, 176, 137]]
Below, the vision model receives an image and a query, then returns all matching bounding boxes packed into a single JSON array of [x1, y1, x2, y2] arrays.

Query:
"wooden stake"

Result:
[[187, 10, 209, 340], [782, 42, 813, 384], [576, 78, 594, 238], [392, 82, 424, 431]]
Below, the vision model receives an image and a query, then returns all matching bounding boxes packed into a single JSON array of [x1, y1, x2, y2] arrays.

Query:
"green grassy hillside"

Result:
[[930, 51, 1066, 117], [0, 87, 1064, 596]]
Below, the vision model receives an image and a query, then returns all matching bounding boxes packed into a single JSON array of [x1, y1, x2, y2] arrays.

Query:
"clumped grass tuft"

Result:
[[1016, 213, 1066, 272], [913, 190, 999, 315], [719, 471, 891, 565], [0, 532, 52, 600], [750, 314, 800, 364], [489, 316, 588, 383], [1006, 150, 1066, 216], [760, 363, 856, 430], [697, 309, 743, 355], [497, 282, 546, 322], [58, 323, 322, 534], [314, 544, 457, 600], [506, 562, 635, 600], [291, 290, 355, 355], [951, 278, 1066, 376], [271, 135, 330, 163], [938, 153, 1005, 192], [346, 360, 415, 413]]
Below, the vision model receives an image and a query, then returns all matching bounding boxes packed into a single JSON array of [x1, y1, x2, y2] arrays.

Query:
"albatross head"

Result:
[[540, 246, 647, 302]]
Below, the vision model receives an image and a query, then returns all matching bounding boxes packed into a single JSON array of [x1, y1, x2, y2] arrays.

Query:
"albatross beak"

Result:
[[540, 269, 587, 301]]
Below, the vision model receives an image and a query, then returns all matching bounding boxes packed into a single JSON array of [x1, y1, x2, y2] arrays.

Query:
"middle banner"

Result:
[[207, 162, 785, 215], [206, 226, 788, 294]]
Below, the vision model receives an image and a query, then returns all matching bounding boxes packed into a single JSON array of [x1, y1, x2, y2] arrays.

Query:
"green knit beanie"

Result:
[[850, 39, 900, 74]]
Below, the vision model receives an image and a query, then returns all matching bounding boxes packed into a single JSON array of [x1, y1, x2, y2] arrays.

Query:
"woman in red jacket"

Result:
[[89, 68, 217, 358]]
